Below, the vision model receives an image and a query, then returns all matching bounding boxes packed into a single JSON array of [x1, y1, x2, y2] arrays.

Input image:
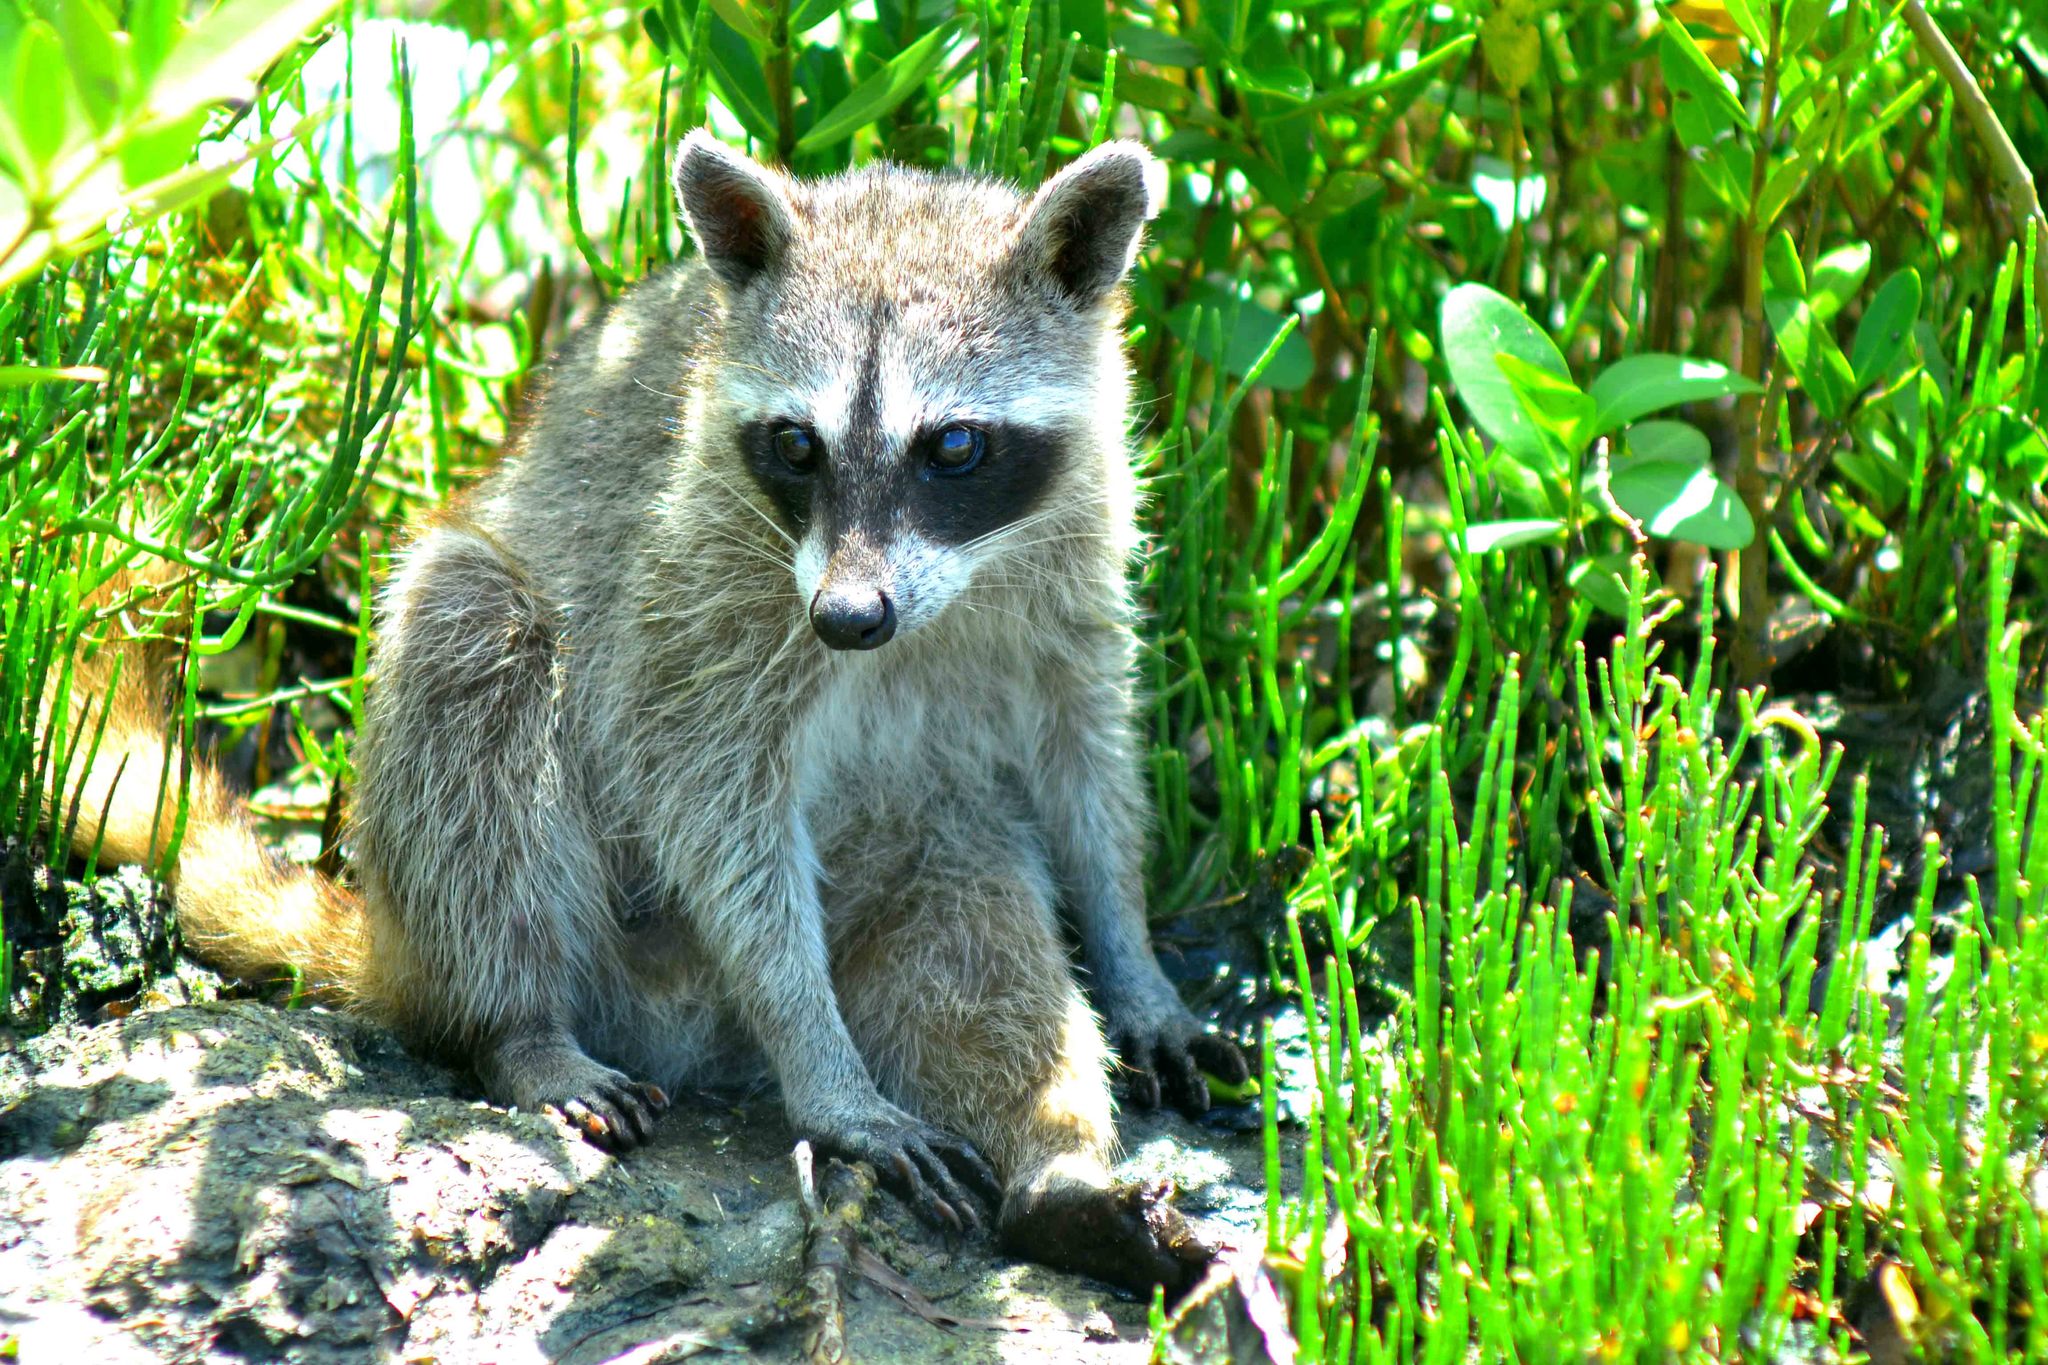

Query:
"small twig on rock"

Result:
[[792, 1140, 874, 1365]]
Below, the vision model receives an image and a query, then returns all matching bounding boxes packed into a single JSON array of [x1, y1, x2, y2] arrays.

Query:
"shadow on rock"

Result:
[[1, 1003, 612, 1361], [0, 1000, 1289, 1363]]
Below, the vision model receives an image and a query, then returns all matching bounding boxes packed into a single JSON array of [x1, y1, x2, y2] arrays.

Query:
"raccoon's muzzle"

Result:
[[811, 583, 896, 649]]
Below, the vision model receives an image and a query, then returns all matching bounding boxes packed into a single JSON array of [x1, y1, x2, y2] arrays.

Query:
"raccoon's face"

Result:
[[673, 132, 1159, 650]]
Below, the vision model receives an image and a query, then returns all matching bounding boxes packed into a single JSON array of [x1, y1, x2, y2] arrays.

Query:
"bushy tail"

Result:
[[47, 581, 365, 1004]]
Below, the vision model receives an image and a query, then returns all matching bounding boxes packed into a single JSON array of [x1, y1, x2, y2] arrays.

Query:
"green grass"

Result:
[[1255, 548, 2048, 1361], [4, 0, 2046, 1359]]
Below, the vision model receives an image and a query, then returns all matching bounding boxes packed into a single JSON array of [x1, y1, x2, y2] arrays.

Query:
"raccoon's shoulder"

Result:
[[491, 265, 712, 479], [468, 263, 719, 588], [520, 260, 717, 444], [552, 261, 717, 374]]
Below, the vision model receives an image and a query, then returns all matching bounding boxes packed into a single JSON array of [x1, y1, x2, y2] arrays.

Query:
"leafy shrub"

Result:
[[4, 0, 2045, 1359]]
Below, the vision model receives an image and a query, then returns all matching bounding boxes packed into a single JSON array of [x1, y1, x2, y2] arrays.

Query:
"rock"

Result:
[[703, 1196, 806, 1285], [2, 839, 226, 1029], [0, 1000, 1291, 1363], [1, 1002, 611, 1361], [1157, 1254, 1301, 1365]]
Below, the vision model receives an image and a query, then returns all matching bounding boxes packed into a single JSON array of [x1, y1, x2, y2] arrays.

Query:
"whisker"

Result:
[[967, 530, 1119, 557], [953, 598, 1040, 632], [686, 527, 799, 575], [634, 377, 690, 402], [676, 454, 800, 550], [956, 504, 1082, 555]]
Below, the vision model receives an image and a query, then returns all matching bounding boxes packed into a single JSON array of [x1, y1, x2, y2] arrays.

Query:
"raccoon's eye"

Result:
[[929, 425, 984, 474], [773, 426, 818, 472]]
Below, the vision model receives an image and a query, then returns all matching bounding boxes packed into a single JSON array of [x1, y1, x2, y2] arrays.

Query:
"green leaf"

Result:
[[1622, 419, 1710, 466], [1153, 129, 1234, 163], [1658, 19, 1749, 140], [1764, 229, 1805, 297], [1204, 1071, 1260, 1104], [1587, 353, 1761, 434], [1720, 0, 1767, 48], [1235, 64, 1312, 102], [147, 0, 335, 122], [706, 18, 778, 143], [1809, 241, 1871, 323], [1440, 282, 1572, 463], [794, 43, 853, 154], [1456, 518, 1566, 555], [1765, 293, 1854, 421], [1754, 152, 1808, 231], [1790, 87, 1842, 162], [1114, 71, 1192, 114], [1110, 24, 1204, 67], [1496, 350, 1594, 460], [117, 108, 209, 187], [1609, 460, 1755, 549], [1488, 450, 1560, 519], [641, 6, 672, 54], [788, 0, 843, 36], [1568, 553, 1634, 617], [56, 0, 125, 134], [795, 16, 968, 153], [1166, 288, 1313, 391], [1480, 0, 1540, 94], [127, 0, 183, 87], [706, 0, 765, 43], [1689, 139, 1748, 213], [12, 19, 74, 180], [1850, 268, 1920, 388], [1784, 0, 1828, 51], [119, 141, 249, 217], [1331, 34, 1475, 123], [1834, 449, 1907, 512]]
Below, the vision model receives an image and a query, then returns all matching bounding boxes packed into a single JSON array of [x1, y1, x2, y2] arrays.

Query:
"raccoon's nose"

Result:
[[810, 586, 896, 650]]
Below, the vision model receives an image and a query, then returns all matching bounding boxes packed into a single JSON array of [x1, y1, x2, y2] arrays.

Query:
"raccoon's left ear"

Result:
[[673, 130, 798, 290], [1013, 141, 1166, 308]]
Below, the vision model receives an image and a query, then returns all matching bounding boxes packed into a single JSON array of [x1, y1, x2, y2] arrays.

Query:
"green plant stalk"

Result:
[[769, 0, 797, 166], [1901, 0, 2048, 321], [566, 47, 627, 291], [1733, 5, 1786, 688]]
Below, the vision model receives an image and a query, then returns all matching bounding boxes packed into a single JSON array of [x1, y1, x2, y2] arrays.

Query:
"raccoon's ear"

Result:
[[673, 130, 797, 289], [1013, 141, 1165, 308]]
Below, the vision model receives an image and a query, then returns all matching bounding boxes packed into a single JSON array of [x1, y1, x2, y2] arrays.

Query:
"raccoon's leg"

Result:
[[1029, 640, 1250, 1113], [351, 519, 668, 1150], [638, 782, 1000, 1220], [828, 828, 1212, 1298]]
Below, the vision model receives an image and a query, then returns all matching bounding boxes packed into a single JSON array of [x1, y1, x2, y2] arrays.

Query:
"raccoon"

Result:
[[55, 132, 1248, 1294]]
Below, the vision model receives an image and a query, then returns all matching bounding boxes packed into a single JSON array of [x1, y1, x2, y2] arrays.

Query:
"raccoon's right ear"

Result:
[[673, 130, 798, 289], [1013, 141, 1166, 309]]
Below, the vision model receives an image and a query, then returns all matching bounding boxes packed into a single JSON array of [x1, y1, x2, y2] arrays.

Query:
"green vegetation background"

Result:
[[3, 0, 2046, 1359]]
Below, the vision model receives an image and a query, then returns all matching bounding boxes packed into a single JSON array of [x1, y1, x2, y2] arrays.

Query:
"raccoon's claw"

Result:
[[552, 1078, 670, 1152], [811, 1112, 1000, 1233], [1114, 1019, 1251, 1116]]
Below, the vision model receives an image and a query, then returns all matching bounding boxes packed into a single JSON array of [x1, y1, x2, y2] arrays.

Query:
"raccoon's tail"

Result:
[[48, 582, 366, 1005]]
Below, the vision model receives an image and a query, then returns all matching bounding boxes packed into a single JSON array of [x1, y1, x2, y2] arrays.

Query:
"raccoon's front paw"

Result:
[[999, 1173, 1215, 1302], [547, 1074, 672, 1152], [1108, 1004, 1250, 1115], [805, 1106, 1002, 1233], [486, 1042, 671, 1152]]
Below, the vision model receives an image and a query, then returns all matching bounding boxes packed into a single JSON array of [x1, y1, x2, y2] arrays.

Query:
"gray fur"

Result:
[[348, 135, 1242, 1291]]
